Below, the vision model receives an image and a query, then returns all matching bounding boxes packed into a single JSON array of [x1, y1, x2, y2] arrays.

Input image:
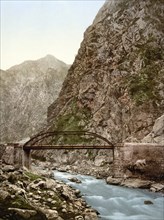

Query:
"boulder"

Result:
[[150, 183, 164, 192], [41, 209, 60, 220], [0, 173, 8, 182], [68, 177, 82, 184], [0, 190, 9, 200], [106, 177, 122, 185], [94, 156, 104, 167], [75, 216, 84, 220], [144, 200, 153, 205], [84, 210, 99, 220], [8, 208, 37, 219], [2, 165, 15, 172], [121, 179, 151, 189]]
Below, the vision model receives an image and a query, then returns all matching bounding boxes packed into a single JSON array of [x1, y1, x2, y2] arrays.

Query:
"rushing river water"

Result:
[[54, 171, 164, 220]]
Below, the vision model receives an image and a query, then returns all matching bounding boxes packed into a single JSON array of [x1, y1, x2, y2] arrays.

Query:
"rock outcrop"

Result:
[[47, 0, 164, 145], [142, 114, 164, 144], [0, 55, 69, 143], [0, 163, 98, 220]]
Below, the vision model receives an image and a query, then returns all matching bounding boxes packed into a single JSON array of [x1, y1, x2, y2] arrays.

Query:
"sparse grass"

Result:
[[0, 195, 46, 219], [125, 43, 163, 106], [24, 171, 42, 181], [141, 46, 163, 66], [128, 63, 160, 105], [52, 98, 93, 145], [11, 195, 32, 209]]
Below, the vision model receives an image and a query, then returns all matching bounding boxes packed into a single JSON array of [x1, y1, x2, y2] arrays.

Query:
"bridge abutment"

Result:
[[14, 144, 23, 168], [23, 149, 31, 170], [113, 145, 124, 178], [14, 145, 31, 170], [113, 143, 164, 179]]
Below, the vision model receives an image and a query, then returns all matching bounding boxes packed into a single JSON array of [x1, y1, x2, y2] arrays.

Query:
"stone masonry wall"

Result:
[[115, 143, 164, 179]]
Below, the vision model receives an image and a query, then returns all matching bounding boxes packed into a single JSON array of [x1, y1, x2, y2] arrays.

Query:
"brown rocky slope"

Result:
[[47, 0, 164, 144]]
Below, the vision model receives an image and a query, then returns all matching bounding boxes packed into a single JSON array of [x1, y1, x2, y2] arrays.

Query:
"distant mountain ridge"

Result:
[[0, 55, 69, 142], [7, 55, 68, 73]]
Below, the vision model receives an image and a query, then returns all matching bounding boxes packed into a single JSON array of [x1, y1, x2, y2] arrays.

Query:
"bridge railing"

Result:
[[23, 131, 115, 149]]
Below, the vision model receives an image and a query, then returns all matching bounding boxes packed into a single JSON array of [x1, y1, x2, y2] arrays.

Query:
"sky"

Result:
[[0, 0, 105, 70]]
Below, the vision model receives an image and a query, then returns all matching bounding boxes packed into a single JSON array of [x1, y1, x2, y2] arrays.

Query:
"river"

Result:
[[53, 171, 164, 220]]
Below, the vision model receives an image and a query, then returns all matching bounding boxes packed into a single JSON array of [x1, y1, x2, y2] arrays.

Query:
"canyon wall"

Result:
[[47, 0, 164, 145]]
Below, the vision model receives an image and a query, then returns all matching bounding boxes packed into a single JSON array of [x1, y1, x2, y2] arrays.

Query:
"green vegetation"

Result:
[[128, 63, 160, 105], [52, 98, 93, 145], [24, 171, 42, 181], [39, 190, 63, 209], [0, 194, 31, 210], [0, 194, 46, 219], [11, 195, 32, 209], [86, 149, 96, 160], [141, 46, 163, 66], [127, 45, 163, 106], [117, 0, 129, 12]]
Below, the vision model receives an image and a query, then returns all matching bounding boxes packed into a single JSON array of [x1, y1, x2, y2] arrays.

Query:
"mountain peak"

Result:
[[0, 55, 69, 142], [45, 54, 56, 59], [38, 54, 61, 64], [7, 55, 69, 73], [41, 54, 57, 62]]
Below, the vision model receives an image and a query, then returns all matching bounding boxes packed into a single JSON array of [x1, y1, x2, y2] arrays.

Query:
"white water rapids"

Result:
[[54, 171, 164, 220]]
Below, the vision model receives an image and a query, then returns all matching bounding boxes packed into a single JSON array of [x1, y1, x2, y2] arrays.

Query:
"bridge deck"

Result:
[[24, 145, 114, 150]]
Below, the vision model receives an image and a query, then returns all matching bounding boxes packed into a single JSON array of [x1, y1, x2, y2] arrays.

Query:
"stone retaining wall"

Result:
[[115, 143, 164, 179]]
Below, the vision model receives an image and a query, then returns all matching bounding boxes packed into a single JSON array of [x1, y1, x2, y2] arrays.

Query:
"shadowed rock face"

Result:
[[0, 55, 69, 142], [142, 114, 164, 145], [47, 0, 164, 144]]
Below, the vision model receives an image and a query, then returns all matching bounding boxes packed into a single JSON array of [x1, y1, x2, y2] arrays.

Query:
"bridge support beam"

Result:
[[23, 149, 31, 170]]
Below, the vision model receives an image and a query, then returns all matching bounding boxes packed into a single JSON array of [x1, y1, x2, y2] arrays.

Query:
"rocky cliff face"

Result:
[[0, 55, 69, 142], [48, 0, 164, 144]]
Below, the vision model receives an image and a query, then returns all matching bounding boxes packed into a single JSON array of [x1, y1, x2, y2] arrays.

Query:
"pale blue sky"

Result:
[[1, 0, 105, 69]]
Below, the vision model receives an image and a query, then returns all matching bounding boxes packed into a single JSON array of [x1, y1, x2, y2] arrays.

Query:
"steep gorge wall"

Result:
[[47, 0, 164, 144]]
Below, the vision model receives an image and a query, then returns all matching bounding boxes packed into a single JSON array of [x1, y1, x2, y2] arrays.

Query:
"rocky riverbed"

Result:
[[53, 171, 164, 220], [0, 163, 98, 220], [34, 160, 164, 194], [33, 161, 164, 193], [29, 158, 164, 196], [0, 159, 163, 220]]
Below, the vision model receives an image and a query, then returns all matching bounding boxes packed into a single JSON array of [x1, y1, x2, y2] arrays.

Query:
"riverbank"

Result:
[[53, 170, 164, 220], [0, 159, 163, 220], [33, 160, 164, 194], [0, 163, 98, 220]]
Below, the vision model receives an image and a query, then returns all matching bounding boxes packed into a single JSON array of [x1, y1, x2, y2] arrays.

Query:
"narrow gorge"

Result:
[[0, 0, 164, 219], [36, 0, 164, 182]]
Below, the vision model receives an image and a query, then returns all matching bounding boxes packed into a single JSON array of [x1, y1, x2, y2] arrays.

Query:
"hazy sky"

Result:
[[1, 0, 105, 70]]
